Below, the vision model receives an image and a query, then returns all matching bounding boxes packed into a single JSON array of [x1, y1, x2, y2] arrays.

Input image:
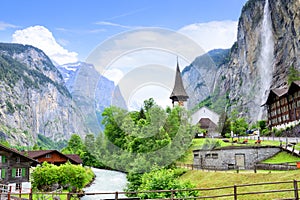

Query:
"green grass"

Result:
[[262, 152, 300, 164], [180, 170, 300, 200]]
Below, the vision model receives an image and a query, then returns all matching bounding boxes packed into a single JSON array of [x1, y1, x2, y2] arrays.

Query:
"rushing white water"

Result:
[[81, 168, 128, 200], [257, 0, 274, 119]]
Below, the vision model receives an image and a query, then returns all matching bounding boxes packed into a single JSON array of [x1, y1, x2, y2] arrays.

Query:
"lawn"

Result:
[[179, 170, 300, 200], [262, 151, 300, 164]]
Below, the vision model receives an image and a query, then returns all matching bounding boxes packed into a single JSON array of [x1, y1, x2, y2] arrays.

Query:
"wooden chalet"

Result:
[[26, 150, 82, 165], [264, 81, 300, 128], [0, 143, 39, 191]]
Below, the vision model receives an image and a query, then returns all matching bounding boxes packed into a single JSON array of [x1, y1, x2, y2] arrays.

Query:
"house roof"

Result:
[[170, 61, 189, 101], [264, 81, 300, 105], [26, 150, 82, 164], [198, 118, 217, 129], [0, 144, 39, 164], [26, 150, 56, 158], [66, 154, 83, 164]]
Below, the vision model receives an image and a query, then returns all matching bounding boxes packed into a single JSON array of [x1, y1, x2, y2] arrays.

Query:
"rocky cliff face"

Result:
[[184, 0, 300, 123], [218, 0, 300, 122], [182, 49, 230, 109], [0, 43, 89, 145], [57, 62, 127, 133]]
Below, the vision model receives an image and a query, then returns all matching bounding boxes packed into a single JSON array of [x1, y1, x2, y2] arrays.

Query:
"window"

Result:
[[205, 153, 211, 158], [12, 168, 25, 178], [205, 153, 218, 159], [194, 154, 199, 158], [45, 154, 51, 158], [212, 153, 218, 159], [15, 183, 21, 191], [16, 168, 22, 177], [16, 157, 20, 163]]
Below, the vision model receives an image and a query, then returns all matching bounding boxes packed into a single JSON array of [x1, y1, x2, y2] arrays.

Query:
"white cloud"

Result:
[[0, 21, 18, 30], [12, 25, 78, 65], [178, 20, 238, 51], [102, 68, 124, 84], [95, 21, 133, 29]]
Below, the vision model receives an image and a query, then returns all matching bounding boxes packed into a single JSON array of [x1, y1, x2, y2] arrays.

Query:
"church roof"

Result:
[[170, 61, 189, 101]]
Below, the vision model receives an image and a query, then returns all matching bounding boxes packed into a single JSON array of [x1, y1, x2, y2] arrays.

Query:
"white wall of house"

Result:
[[8, 182, 31, 193]]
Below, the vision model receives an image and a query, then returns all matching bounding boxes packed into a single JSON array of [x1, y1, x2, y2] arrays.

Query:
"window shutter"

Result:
[[2, 156, 6, 163], [12, 168, 16, 178], [22, 168, 26, 177], [1, 169, 5, 179]]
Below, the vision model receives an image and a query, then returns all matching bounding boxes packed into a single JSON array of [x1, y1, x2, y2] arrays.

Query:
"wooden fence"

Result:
[[5, 180, 299, 200]]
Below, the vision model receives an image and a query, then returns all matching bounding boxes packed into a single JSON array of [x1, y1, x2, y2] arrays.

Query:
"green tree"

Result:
[[135, 168, 198, 199], [62, 134, 84, 154], [288, 65, 300, 85], [230, 110, 248, 136]]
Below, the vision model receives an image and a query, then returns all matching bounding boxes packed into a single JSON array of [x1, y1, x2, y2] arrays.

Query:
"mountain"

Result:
[[183, 0, 300, 123], [57, 62, 127, 133], [182, 49, 230, 110], [0, 43, 89, 145]]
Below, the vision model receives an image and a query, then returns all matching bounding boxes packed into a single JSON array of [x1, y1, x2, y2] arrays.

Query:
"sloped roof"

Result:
[[198, 118, 217, 129], [0, 144, 39, 164], [170, 61, 189, 101], [26, 150, 55, 158], [264, 81, 300, 105], [26, 150, 82, 164], [66, 154, 83, 164]]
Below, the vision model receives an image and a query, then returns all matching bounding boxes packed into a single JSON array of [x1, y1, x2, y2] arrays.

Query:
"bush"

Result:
[[135, 168, 198, 199], [31, 162, 95, 192]]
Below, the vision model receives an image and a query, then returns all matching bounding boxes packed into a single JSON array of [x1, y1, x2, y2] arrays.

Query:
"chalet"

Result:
[[26, 150, 82, 165], [0, 144, 39, 193], [191, 107, 220, 137], [264, 81, 300, 128]]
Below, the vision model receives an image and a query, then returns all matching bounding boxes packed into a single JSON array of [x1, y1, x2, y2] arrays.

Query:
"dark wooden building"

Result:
[[0, 144, 39, 191], [265, 81, 300, 127], [26, 150, 82, 165]]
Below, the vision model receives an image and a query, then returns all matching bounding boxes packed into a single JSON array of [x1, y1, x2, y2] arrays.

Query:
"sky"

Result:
[[0, 0, 248, 110]]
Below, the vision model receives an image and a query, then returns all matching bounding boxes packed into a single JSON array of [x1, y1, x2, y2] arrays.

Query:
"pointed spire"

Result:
[[170, 58, 189, 106]]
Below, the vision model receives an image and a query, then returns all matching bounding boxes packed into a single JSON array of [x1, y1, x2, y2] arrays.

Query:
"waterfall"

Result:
[[257, 0, 274, 120]]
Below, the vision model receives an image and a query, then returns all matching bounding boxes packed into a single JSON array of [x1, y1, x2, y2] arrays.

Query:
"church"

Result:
[[169, 59, 220, 137]]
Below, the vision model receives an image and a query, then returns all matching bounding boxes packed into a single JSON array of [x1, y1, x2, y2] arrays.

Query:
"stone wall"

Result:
[[193, 146, 281, 170]]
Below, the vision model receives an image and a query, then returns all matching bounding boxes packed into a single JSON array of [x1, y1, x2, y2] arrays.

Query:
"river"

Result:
[[81, 168, 128, 200]]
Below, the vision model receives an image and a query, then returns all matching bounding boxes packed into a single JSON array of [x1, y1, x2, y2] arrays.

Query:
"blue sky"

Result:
[[1, 0, 247, 62], [0, 0, 248, 109]]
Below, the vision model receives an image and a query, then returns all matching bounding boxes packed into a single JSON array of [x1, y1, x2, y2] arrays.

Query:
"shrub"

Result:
[[31, 162, 94, 192]]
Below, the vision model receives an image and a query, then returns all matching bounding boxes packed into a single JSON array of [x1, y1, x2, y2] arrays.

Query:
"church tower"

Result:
[[170, 59, 189, 107]]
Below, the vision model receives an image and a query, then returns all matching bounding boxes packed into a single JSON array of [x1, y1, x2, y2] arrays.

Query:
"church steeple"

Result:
[[170, 58, 189, 107]]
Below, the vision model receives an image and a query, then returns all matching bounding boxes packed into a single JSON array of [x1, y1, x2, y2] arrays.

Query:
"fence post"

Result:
[[19, 186, 22, 199], [29, 188, 32, 200], [67, 192, 71, 200], [233, 185, 237, 200], [171, 190, 174, 200], [294, 180, 299, 200], [8, 186, 12, 200], [115, 191, 118, 200]]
